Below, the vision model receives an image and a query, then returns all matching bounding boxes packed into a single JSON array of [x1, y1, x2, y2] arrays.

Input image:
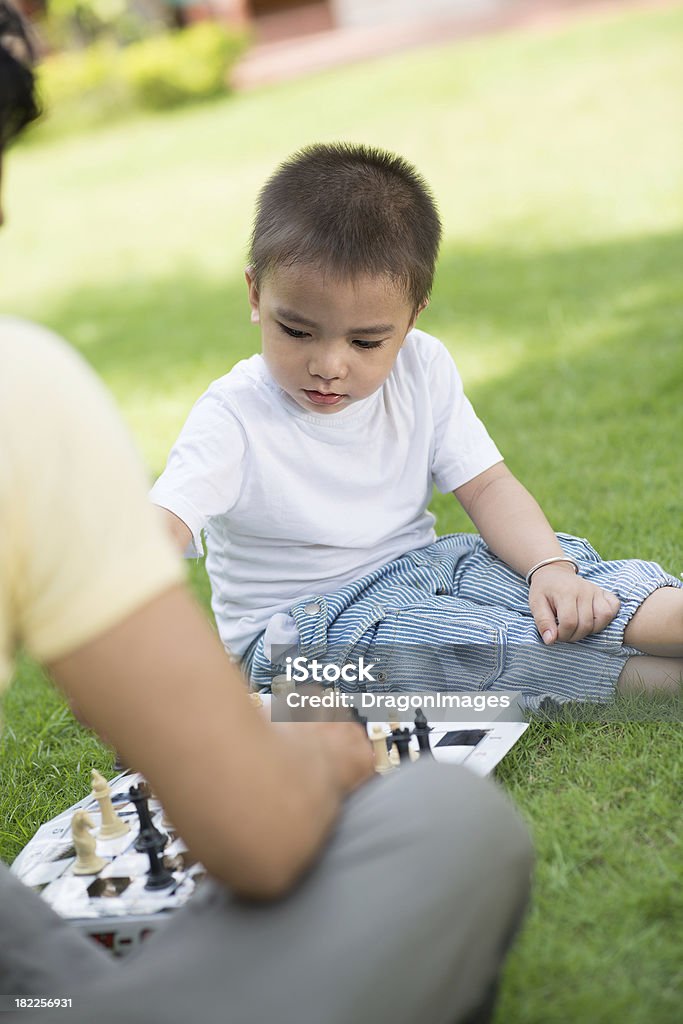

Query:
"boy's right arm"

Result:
[[159, 507, 192, 552], [150, 386, 247, 556], [48, 584, 374, 900]]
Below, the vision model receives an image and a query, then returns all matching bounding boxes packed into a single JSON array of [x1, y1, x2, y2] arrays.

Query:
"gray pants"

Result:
[[1, 761, 533, 1024]]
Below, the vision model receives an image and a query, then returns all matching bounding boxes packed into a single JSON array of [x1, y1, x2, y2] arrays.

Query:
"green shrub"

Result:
[[34, 22, 249, 138], [121, 22, 247, 110], [39, 40, 123, 112]]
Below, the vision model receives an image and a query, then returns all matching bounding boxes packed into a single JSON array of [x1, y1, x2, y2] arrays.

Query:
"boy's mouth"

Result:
[[303, 390, 346, 406]]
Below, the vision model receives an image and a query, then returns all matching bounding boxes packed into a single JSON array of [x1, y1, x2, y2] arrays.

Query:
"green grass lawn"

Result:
[[1, 3, 682, 1021]]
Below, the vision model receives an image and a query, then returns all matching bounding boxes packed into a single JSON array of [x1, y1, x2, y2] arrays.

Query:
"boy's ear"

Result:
[[407, 299, 429, 333], [244, 266, 260, 324]]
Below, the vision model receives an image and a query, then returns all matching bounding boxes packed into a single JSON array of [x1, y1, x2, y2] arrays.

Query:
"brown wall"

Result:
[[249, 0, 324, 15]]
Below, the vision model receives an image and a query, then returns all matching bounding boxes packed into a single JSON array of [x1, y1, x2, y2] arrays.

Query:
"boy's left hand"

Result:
[[528, 565, 621, 645]]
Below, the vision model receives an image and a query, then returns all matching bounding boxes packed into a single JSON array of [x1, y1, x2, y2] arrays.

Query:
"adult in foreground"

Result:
[[0, 5, 533, 1022]]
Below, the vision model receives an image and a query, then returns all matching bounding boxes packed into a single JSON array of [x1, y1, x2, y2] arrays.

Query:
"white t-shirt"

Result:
[[151, 329, 502, 654]]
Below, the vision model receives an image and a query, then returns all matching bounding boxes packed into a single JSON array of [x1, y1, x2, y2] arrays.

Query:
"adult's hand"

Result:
[[299, 721, 375, 796]]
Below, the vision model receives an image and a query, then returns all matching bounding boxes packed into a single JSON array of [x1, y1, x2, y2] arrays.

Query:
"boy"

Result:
[[0, 9, 532, 1022], [152, 144, 683, 707]]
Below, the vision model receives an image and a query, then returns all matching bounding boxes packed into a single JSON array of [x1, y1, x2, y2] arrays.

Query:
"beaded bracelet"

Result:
[[525, 556, 580, 587]]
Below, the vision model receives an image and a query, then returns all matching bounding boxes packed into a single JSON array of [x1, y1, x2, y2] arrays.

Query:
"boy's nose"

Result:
[[307, 349, 348, 382]]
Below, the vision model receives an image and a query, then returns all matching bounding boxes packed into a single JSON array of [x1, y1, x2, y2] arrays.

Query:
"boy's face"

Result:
[[246, 265, 422, 415]]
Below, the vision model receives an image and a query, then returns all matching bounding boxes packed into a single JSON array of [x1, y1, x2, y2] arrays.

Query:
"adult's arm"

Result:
[[48, 584, 373, 899], [1, 322, 372, 899]]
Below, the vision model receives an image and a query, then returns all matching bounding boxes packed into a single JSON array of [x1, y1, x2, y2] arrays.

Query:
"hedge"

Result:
[[35, 22, 249, 138]]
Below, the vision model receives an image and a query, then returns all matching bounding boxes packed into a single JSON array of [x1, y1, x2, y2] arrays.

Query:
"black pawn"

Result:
[[413, 709, 434, 757], [143, 843, 174, 891], [349, 705, 368, 730], [129, 785, 167, 854], [392, 727, 412, 763]]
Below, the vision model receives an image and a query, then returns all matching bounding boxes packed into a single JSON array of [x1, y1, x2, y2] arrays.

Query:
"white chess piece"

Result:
[[72, 810, 106, 875], [370, 725, 394, 774], [91, 768, 130, 839]]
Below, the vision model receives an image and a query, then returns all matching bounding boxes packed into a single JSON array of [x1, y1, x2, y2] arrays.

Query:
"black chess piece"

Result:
[[129, 785, 167, 854], [349, 705, 368, 730], [143, 842, 175, 891], [392, 726, 412, 762], [413, 709, 434, 757]]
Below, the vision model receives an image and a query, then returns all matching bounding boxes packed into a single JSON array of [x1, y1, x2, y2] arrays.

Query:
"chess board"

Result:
[[374, 718, 528, 774], [10, 771, 203, 956], [10, 714, 527, 956]]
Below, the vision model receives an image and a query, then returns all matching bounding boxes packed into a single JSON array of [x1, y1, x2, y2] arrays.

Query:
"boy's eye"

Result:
[[277, 322, 385, 349], [278, 322, 309, 339]]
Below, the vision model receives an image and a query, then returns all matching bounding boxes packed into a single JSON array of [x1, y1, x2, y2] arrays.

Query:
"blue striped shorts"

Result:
[[242, 533, 682, 710]]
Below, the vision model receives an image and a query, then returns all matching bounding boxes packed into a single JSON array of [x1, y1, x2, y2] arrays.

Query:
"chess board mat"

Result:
[[10, 716, 527, 956], [366, 718, 528, 775], [10, 771, 203, 955]]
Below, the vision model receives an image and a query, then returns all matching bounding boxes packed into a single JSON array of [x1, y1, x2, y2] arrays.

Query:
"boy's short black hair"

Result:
[[249, 143, 442, 310], [0, 1, 40, 148]]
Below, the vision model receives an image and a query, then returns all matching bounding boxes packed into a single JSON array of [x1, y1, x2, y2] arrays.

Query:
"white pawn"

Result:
[[370, 725, 394, 774], [72, 810, 106, 875], [91, 768, 130, 840], [387, 723, 402, 768]]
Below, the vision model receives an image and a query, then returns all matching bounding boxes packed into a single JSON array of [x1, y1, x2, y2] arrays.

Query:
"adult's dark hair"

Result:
[[249, 143, 443, 310], [0, 0, 40, 147]]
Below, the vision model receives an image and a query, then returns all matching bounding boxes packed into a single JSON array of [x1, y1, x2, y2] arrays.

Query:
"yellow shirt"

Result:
[[0, 317, 183, 692]]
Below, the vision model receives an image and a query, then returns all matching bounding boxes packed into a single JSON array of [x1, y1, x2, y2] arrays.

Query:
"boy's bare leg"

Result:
[[622, 586, 683, 657], [617, 656, 683, 695], [616, 587, 683, 694]]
